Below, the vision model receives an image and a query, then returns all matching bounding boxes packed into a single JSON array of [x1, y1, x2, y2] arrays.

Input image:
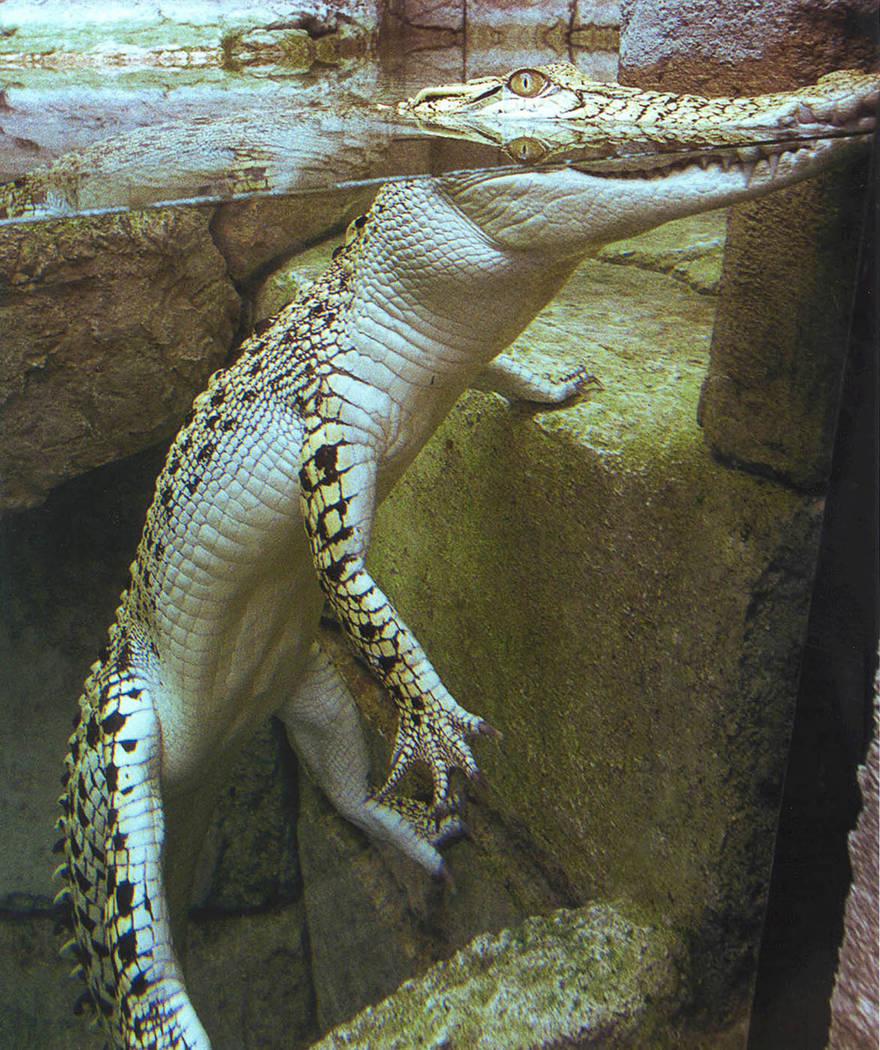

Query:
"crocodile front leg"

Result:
[[472, 352, 599, 403], [298, 422, 499, 811]]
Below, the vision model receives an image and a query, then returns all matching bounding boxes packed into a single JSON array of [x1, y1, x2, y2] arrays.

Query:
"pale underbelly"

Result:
[[144, 418, 325, 788], [152, 529, 323, 790]]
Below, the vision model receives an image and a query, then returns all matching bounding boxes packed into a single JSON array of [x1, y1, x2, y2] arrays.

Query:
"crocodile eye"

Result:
[[506, 137, 549, 164], [344, 213, 367, 245], [507, 68, 549, 98]]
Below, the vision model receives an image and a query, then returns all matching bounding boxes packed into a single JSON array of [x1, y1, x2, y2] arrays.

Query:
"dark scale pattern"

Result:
[[57, 202, 496, 1049], [60, 607, 214, 1049], [296, 356, 498, 806]]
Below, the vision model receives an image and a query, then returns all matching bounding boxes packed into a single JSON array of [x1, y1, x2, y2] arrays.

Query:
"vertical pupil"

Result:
[[510, 70, 544, 97]]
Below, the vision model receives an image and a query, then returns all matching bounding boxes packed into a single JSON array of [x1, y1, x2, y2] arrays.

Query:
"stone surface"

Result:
[[365, 255, 822, 1031], [0, 207, 240, 510], [828, 665, 880, 1050], [298, 630, 578, 1033], [194, 721, 301, 914], [214, 188, 378, 284], [311, 903, 684, 1049], [620, 0, 876, 491], [187, 903, 318, 1050], [0, 916, 98, 1050], [698, 167, 867, 490], [597, 209, 725, 294], [618, 0, 877, 94]]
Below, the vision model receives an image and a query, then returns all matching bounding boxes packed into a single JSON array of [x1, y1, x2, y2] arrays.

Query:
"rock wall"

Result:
[[828, 664, 880, 1050], [621, 0, 876, 490], [618, 0, 877, 1040], [0, 209, 240, 510], [618, 0, 876, 93]]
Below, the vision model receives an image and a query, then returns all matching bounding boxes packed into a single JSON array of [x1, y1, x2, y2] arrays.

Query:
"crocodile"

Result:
[[56, 66, 876, 1049], [402, 61, 878, 142]]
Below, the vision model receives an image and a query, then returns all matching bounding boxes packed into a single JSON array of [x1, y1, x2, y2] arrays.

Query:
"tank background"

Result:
[[0, 0, 876, 1047]]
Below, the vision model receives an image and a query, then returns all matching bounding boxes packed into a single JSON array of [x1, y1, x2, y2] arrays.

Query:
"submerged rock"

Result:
[[366, 254, 823, 1034], [310, 903, 682, 1049], [187, 902, 318, 1050], [596, 210, 726, 294]]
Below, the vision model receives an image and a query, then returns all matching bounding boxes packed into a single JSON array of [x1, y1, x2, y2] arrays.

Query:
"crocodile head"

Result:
[[401, 62, 878, 150], [397, 63, 876, 256]]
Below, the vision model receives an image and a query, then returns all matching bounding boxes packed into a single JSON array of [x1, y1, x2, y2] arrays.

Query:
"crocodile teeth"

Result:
[[735, 145, 760, 186]]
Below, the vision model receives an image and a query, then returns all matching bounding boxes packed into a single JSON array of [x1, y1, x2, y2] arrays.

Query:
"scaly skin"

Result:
[[57, 67, 876, 1049], [402, 62, 878, 143]]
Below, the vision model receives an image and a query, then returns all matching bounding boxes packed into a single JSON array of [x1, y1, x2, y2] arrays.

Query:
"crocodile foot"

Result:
[[376, 689, 501, 811]]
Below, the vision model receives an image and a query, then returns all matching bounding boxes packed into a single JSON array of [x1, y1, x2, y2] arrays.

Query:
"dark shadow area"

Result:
[[748, 128, 878, 1050]]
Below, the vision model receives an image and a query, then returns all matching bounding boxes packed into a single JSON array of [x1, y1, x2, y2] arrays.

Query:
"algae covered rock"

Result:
[[366, 248, 822, 1030], [311, 903, 683, 1049], [0, 207, 240, 509], [297, 625, 579, 1032]]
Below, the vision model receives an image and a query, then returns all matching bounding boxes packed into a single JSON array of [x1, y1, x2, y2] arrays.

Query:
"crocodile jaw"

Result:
[[443, 135, 871, 256]]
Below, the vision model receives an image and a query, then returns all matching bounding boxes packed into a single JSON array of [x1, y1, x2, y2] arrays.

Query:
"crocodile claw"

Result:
[[376, 695, 498, 809]]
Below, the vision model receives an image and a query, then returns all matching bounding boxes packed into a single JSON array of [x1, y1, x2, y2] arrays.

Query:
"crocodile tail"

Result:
[[58, 627, 210, 1049]]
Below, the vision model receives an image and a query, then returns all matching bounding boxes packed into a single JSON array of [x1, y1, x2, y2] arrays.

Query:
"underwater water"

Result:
[[0, 17, 875, 1050]]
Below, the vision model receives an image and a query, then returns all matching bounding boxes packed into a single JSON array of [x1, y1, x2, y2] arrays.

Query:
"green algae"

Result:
[[311, 902, 684, 1049], [368, 253, 818, 1023]]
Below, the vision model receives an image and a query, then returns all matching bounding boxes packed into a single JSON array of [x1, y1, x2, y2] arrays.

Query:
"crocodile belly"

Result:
[[142, 420, 323, 787]]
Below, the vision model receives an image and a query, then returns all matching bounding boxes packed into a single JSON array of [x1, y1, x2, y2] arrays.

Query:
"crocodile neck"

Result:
[[325, 177, 579, 490]]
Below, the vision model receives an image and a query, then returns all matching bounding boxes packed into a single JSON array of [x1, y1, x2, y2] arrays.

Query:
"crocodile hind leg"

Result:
[[298, 429, 499, 811], [59, 630, 210, 1050], [277, 640, 464, 876]]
